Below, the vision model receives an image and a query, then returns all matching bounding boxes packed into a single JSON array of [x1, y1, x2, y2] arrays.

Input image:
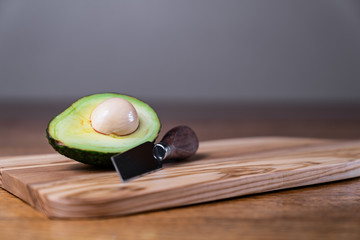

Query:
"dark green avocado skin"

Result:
[[46, 126, 159, 168]]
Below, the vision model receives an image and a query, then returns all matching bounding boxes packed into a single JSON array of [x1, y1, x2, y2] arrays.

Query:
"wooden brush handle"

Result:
[[153, 126, 199, 161]]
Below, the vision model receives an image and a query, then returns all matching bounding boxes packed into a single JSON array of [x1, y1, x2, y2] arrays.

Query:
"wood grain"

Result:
[[2, 137, 360, 218]]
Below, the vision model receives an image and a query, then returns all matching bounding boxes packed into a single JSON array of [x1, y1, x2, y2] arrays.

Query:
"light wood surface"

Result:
[[4, 137, 360, 218], [2, 101, 360, 239]]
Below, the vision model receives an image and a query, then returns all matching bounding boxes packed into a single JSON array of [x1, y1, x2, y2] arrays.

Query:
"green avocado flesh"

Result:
[[46, 93, 161, 167]]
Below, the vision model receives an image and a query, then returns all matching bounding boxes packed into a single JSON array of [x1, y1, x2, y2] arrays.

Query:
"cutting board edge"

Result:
[[1, 170, 35, 206], [37, 158, 360, 219]]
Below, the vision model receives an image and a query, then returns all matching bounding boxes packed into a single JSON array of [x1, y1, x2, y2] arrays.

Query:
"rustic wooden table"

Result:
[[1, 100, 360, 240]]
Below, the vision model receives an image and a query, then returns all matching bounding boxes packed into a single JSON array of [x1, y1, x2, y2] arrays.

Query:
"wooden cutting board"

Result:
[[1, 137, 360, 219]]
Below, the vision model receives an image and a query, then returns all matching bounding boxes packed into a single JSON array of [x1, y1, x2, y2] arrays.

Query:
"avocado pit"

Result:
[[90, 98, 139, 136]]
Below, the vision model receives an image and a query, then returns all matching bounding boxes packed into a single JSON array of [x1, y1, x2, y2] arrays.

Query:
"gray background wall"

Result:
[[0, 0, 359, 102]]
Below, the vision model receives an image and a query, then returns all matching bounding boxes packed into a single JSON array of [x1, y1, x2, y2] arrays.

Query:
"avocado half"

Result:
[[46, 93, 161, 167]]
